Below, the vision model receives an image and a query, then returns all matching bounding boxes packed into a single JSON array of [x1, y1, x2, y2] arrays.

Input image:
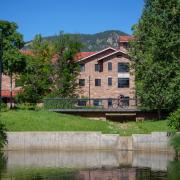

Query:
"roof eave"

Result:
[[76, 47, 116, 62]]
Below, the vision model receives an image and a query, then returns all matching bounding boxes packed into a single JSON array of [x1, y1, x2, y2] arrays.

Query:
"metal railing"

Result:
[[44, 98, 137, 110]]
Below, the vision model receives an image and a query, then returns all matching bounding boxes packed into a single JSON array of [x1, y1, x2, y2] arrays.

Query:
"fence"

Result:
[[44, 98, 137, 110]]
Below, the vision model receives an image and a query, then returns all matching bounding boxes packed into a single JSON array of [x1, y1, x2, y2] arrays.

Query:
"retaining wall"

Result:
[[5, 132, 174, 152]]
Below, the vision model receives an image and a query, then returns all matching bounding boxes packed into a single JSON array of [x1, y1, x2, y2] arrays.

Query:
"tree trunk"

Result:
[[10, 72, 13, 109], [157, 108, 161, 120]]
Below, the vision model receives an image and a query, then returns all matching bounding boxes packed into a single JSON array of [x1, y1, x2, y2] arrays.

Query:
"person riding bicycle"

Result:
[[117, 94, 125, 107]]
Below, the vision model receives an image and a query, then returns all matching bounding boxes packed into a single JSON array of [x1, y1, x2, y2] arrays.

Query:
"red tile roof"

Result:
[[119, 36, 135, 42], [1, 90, 21, 97], [20, 50, 96, 62], [74, 52, 96, 61]]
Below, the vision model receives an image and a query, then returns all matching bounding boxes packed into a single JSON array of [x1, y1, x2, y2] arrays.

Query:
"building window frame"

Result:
[[122, 96, 130, 107], [108, 62, 112, 71], [108, 98, 113, 107], [79, 64, 85, 72], [108, 77, 112, 86], [118, 78, 129, 88], [93, 99, 102, 107], [79, 79, 85, 86], [95, 79, 101, 86], [78, 100, 87, 106], [95, 64, 101, 72], [118, 63, 129, 73]]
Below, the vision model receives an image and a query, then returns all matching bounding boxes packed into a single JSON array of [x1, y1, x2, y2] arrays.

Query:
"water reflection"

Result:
[[0, 150, 179, 180], [0, 152, 7, 178]]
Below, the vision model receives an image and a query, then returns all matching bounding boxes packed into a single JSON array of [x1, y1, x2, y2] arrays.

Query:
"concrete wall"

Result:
[[132, 132, 173, 152], [5, 132, 174, 152]]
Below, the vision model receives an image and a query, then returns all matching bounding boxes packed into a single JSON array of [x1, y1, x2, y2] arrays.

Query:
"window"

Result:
[[108, 99, 112, 107], [95, 64, 100, 72], [123, 42, 129, 49], [122, 96, 129, 107], [78, 100, 87, 106], [118, 63, 129, 72], [118, 78, 129, 88], [79, 79, 85, 86], [95, 79, 101, 86], [80, 64, 85, 72], [93, 99, 102, 106], [108, 77, 112, 86], [108, 62, 112, 71]]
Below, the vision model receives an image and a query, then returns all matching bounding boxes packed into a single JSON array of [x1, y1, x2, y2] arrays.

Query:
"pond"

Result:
[[0, 150, 179, 179]]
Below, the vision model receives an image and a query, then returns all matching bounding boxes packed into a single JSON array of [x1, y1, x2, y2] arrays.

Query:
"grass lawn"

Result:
[[0, 110, 172, 136]]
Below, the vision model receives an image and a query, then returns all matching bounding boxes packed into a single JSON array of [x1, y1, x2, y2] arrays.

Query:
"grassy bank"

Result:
[[0, 110, 172, 135]]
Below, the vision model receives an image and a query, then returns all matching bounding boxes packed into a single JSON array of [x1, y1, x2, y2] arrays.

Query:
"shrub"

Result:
[[167, 109, 180, 131], [170, 133, 180, 153], [15, 103, 36, 110], [0, 101, 8, 112], [44, 98, 76, 109], [0, 120, 7, 149]]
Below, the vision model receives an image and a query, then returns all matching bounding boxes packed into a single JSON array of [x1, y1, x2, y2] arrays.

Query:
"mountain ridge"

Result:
[[25, 30, 129, 52]]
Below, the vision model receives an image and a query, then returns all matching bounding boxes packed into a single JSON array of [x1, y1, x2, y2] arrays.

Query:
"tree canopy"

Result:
[[50, 32, 83, 98], [0, 20, 25, 108], [130, 0, 180, 118], [17, 35, 53, 104]]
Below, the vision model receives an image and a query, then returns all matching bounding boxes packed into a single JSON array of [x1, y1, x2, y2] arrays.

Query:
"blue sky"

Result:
[[1, 0, 144, 41]]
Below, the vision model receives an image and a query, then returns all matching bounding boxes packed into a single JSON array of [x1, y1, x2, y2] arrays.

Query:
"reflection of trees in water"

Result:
[[136, 161, 180, 180], [136, 168, 167, 180], [9, 171, 76, 180], [0, 151, 7, 178], [167, 160, 180, 180], [1, 160, 180, 180]]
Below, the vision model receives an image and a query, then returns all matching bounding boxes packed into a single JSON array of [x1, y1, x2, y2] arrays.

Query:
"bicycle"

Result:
[[112, 95, 129, 109]]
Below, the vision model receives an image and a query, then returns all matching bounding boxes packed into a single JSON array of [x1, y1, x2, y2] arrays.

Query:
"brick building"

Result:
[[1, 35, 135, 108], [1, 74, 21, 104], [75, 35, 135, 108]]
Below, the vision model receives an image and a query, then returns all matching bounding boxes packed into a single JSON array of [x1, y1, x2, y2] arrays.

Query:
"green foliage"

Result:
[[167, 108, 180, 131], [0, 20, 25, 108], [0, 20, 25, 76], [0, 152, 7, 179], [17, 35, 53, 104], [130, 0, 180, 118], [44, 99, 76, 109], [50, 32, 83, 98], [170, 133, 180, 152], [0, 120, 7, 149], [7, 168, 76, 180], [168, 161, 180, 180], [15, 103, 36, 110], [0, 100, 8, 112]]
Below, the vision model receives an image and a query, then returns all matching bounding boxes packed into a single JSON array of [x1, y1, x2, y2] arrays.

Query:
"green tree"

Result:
[[0, 120, 7, 149], [130, 0, 180, 119], [0, 20, 25, 108], [50, 32, 83, 97], [17, 35, 53, 104]]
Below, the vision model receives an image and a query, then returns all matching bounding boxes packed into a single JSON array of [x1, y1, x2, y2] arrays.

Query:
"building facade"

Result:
[[75, 36, 135, 108]]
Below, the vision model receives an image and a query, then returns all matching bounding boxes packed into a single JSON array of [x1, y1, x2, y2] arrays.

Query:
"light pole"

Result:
[[0, 29, 3, 111]]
